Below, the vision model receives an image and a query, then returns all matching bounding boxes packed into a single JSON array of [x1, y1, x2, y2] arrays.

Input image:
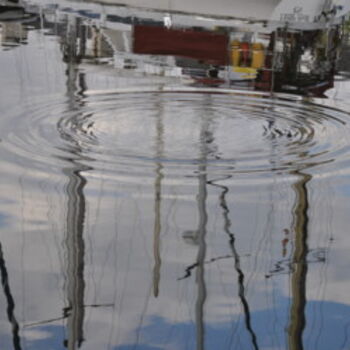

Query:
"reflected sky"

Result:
[[0, 1, 350, 350]]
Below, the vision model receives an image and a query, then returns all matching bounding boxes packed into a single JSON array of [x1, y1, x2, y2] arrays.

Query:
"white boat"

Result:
[[80, 0, 349, 27]]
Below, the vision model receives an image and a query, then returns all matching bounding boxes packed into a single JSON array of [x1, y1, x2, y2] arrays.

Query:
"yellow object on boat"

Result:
[[232, 66, 257, 79], [231, 40, 241, 67], [251, 42, 265, 69]]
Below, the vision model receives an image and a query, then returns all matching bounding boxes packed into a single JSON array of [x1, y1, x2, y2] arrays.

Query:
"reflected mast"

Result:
[[63, 164, 87, 350], [288, 171, 311, 350], [152, 102, 164, 298], [61, 14, 88, 350], [195, 114, 210, 350]]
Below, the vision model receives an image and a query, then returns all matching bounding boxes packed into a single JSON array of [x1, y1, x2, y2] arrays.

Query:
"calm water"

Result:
[[1, 1, 350, 349]]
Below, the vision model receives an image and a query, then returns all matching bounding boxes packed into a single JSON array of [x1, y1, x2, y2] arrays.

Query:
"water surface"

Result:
[[0, 1, 350, 349]]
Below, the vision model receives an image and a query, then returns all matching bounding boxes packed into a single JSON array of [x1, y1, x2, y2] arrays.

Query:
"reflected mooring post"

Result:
[[288, 171, 312, 350], [152, 102, 164, 298]]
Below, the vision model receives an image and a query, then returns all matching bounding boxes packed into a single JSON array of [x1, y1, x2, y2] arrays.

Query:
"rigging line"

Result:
[[23, 303, 114, 328], [209, 180, 259, 350], [132, 280, 153, 350], [314, 179, 335, 350], [0, 243, 22, 350], [206, 181, 242, 348], [107, 199, 123, 350], [18, 173, 27, 350], [178, 254, 233, 280], [114, 214, 135, 347], [307, 184, 324, 350], [220, 186, 259, 350]]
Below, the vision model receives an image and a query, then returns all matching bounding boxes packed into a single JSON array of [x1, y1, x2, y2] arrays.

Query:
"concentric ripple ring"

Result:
[[2, 88, 350, 181]]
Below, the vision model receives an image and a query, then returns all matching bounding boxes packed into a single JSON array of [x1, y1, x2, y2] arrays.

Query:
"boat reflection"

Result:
[[2, 0, 349, 97], [51, 2, 349, 96]]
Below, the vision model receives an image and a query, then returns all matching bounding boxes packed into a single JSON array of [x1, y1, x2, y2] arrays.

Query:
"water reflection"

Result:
[[0, 243, 22, 350], [288, 172, 311, 350], [0, 1, 350, 350], [215, 180, 259, 350], [61, 78, 88, 349], [2, 0, 349, 93], [152, 100, 164, 299]]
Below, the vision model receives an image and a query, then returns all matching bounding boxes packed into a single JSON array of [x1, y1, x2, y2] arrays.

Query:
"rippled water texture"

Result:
[[0, 1, 350, 350]]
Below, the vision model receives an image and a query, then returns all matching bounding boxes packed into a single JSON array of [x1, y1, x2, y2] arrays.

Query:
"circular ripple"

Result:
[[2, 88, 350, 180]]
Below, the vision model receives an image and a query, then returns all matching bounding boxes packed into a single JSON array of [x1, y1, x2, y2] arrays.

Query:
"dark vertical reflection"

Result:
[[288, 171, 312, 350], [208, 180, 259, 350], [0, 243, 22, 350], [60, 15, 89, 350], [195, 115, 209, 350], [62, 162, 87, 350], [152, 103, 164, 298]]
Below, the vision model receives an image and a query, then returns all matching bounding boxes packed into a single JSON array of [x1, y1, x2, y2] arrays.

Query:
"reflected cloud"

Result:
[[124, 298, 350, 350]]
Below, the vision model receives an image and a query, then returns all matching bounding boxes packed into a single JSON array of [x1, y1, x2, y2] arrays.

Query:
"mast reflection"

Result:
[[62, 160, 87, 350], [60, 15, 89, 350], [288, 171, 311, 350], [195, 114, 209, 350], [152, 100, 164, 298]]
